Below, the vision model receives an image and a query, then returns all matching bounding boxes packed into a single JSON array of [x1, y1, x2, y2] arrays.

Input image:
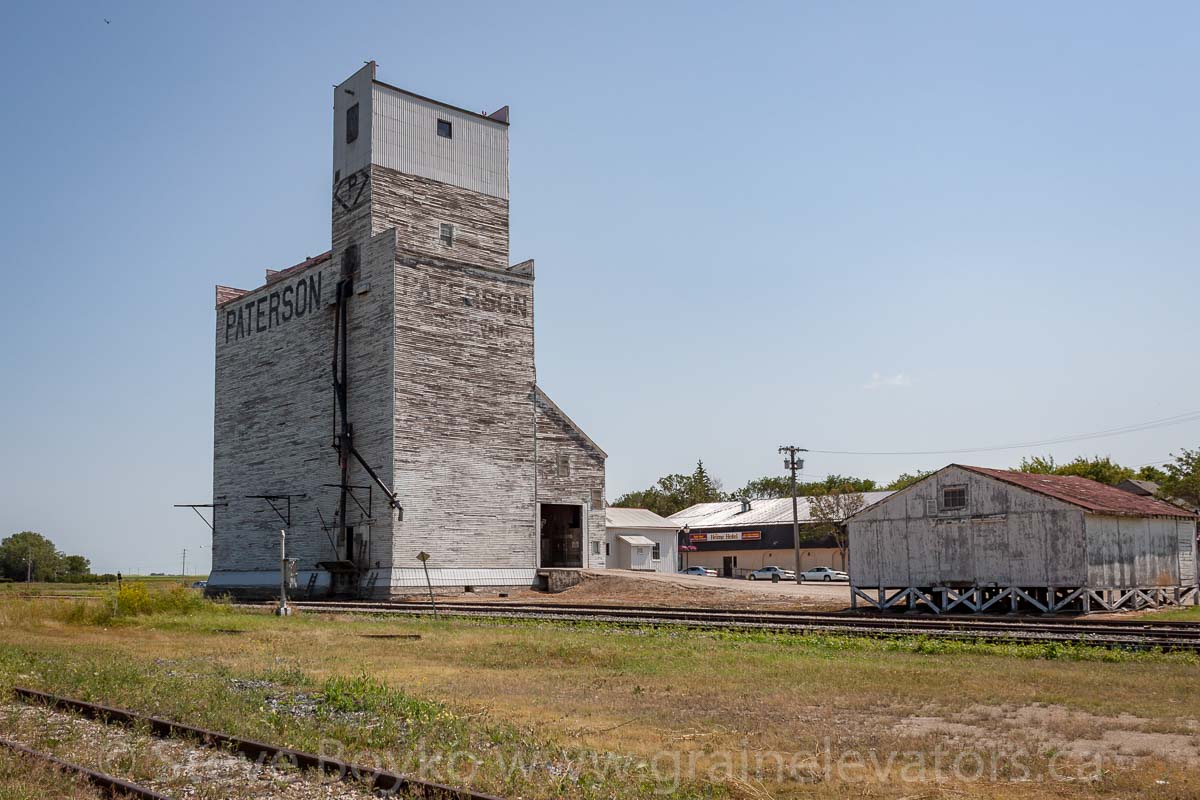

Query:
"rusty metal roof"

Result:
[[958, 465, 1197, 518]]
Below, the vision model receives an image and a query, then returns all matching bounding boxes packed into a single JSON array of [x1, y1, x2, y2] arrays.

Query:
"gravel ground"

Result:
[[0, 702, 386, 800], [395, 569, 853, 611]]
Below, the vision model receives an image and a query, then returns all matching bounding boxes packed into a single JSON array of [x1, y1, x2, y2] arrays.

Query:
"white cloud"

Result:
[[864, 372, 912, 390]]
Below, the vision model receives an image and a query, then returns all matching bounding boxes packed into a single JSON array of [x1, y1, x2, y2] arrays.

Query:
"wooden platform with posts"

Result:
[[851, 584, 1200, 614]]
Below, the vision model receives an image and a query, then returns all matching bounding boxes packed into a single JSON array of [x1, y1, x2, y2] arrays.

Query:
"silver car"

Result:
[[799, 566, 848, 582], [747, 566, 796, 583]]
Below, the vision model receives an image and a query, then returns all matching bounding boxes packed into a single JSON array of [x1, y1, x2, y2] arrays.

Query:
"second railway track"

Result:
[[273, 599, 1200, 652]]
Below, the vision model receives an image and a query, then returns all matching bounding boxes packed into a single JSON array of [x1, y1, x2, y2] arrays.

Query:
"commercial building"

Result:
[[670, 493, 892, 577], [208, 63, 605, 598], [603, 508, 680, 573], [848, 464, 1199, 613]]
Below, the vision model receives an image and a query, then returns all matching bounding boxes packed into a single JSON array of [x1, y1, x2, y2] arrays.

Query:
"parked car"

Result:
[[679, 566, 717, 577], [799, 566, 848, 582], [747, 566, 796, 583], [190, 580, 208, 589]]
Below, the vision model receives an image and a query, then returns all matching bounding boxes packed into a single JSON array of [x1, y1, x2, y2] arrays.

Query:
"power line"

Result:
[[806, 410, 1200, 457], [1131, 458, 1173, 468]]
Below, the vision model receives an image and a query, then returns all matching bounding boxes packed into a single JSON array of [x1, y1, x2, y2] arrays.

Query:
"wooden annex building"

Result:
[[848, 464, 1199, 613]]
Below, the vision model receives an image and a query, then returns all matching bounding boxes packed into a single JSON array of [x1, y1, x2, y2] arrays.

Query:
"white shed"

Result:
[[604, 508, 680, 573]]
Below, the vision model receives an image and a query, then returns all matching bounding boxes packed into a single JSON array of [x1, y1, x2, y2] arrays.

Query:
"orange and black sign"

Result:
[[689, 530, 762, 543]]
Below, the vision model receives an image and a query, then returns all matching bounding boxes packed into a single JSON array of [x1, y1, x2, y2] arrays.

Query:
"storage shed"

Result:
[[848, 464, 1199, 613], [604, 508, 680, 573]]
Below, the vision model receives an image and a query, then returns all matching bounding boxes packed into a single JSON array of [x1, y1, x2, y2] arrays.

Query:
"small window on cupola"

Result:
[[346, 104, 359, 143]]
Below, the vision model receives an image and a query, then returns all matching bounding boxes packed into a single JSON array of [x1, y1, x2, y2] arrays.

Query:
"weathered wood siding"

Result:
[[212, 64, 605, 594], [535, 390, 607, 568], [1084, 514, 1194, 588], [389, 244, 537, 582], [849, 466, 1087, 588], [211, 233, 397, 591], [371, 165, 509, 270]]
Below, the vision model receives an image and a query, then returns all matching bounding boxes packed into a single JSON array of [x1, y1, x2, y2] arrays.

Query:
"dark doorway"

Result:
[[540, 504, 583, 568], [722, 556, 734, 578], [344, 526, 355, 562]]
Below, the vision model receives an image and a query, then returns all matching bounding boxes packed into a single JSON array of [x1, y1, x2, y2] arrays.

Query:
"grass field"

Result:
[[1139, 604, 1200, 623], [0, 577, 207, 599], [0, 747, 108, 800], [0, 589, 1199, 798]]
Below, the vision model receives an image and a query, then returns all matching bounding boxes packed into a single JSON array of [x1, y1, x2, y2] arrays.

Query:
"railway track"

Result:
[[11, 687, 504, 800], [0, 736, 172, 799], [275, 599, 1200, 652]]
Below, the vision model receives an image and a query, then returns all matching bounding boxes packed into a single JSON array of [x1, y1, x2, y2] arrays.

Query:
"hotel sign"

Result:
[[689, 531, 762, 543]]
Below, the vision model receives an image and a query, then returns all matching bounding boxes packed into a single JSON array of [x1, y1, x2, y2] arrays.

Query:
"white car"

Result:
[[679, 566, 717, 577], [747, 566, 796, 583], [799, 566, 848, 582]]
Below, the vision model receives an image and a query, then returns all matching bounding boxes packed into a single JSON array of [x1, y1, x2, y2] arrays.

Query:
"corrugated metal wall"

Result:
[[333, 63, 375, 181], [372, 84, 509, 199]]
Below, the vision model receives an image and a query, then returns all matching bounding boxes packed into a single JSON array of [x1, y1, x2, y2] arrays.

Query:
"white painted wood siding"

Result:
[[371, 84, 508, 200]]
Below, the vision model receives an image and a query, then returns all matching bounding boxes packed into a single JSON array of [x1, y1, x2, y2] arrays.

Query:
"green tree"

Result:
[[883, 470, 934, 491], [733, 473, 877, 500], [60, 554, 92, 580], [1015, 455, 1134, 486], [1016, 456, 1058, 475], [613, 460, 727, 517], [0, 532, 63, 582], [735, 475, 794, 500], [1160, 448, 1200, 509], [1136, 465, 1169, 484]]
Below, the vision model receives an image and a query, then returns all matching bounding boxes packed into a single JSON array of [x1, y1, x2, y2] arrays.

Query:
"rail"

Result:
[[0, 736, 175, 800], [270, 599, 1200, 652], [13, 687, 505, 800]]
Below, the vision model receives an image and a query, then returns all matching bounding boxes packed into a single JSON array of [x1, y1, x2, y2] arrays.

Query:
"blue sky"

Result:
[[1, 1, 1198, 574]]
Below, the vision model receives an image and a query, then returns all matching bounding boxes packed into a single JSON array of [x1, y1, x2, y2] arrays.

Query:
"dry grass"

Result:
[[0, 745, 109, 800], [1, 599, 1200, 797]]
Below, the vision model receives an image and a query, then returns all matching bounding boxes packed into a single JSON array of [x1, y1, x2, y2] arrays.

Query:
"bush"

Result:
[[62, 582, 227, 625]]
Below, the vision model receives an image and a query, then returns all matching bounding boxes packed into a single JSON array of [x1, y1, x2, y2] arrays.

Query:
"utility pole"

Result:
[[25, 545, 32, 583], [779, 445, 808, 583], [181, 548, 187, 578]]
